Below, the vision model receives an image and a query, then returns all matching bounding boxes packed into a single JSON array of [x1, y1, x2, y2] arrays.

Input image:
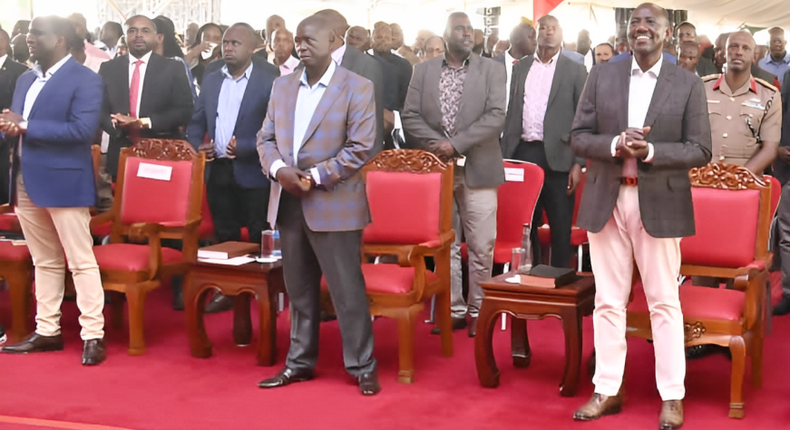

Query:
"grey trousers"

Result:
[[449, 166, 497, 318], [277, 192, 376, 376], [777, 182, 790, 300]]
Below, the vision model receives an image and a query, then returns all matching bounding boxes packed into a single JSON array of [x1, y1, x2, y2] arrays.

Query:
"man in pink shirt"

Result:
[[67, 13, 110, 73], [500, 15, 588, 268]]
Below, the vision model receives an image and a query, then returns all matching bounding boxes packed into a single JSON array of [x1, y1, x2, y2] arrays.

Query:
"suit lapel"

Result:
[[28, 59, 75, 119], [617, 58, 631, 131], [233, 66, 258, 132], [118, 55, 131, 114], [11, 73, 35, 114], [425, 59, 442, 121], [205, 72, 222, 137], [282, 73, 300, 153], [457, 56, 482, 131], [139, 53, 159, 117], [643, 61, 677, 128], [300, 70, 345, 147], [546, 54, 566, 109]]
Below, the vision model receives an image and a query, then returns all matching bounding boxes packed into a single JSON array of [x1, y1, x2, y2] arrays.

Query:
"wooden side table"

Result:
[[475, 274, 595, 397], [184, 259, 285, 366]]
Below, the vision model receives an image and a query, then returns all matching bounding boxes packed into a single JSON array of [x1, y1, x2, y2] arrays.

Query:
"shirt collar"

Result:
[[766, 51, 790, 65], [630, 53, 663, 78], [0, 54, 7, 70], [281, 56, 300, 71], [331, 43, 347, 66], [441, 52, 472, 68], [221, 62, 253, 81], [712, 74, 759, 95], [535, 48, 561, 65], [32, 54, 72, 80], [130, 50, 153, 65], [505, 49, 516, 64], [299, 60, 337, 89]]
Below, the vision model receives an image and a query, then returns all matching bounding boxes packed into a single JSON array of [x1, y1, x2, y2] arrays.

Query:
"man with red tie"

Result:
[[98, 14, 193, 180]]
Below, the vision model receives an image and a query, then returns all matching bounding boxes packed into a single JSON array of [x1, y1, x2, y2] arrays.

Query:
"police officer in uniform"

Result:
[[703, 30, 782, 175]]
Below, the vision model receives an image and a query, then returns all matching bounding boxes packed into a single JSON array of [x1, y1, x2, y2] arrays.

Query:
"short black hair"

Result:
[[125, 15, 157, 33], [228, 22, 258, 44], [104, 21, 123, 39]]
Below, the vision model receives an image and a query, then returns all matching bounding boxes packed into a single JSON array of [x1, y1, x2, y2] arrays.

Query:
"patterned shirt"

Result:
[[439, 55, 470, 137]]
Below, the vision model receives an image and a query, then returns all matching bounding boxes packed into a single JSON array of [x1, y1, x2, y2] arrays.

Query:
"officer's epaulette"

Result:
[[754, 77, 778, 92], [701, 74, 720, 82]]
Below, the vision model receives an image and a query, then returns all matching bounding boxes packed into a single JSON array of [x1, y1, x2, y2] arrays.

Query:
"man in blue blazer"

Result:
[[187, 23, 278, 312], [0, 16, 107, 365]]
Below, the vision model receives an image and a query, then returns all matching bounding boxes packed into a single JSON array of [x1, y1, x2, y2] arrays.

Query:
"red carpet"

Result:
[[0, 274, 788, 430]]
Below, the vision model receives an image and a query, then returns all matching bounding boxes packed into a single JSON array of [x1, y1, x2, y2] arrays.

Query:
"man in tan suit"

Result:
[[570, 4, 711, 428], [402, 12, 506, 338], [256, 15, 381, 396]]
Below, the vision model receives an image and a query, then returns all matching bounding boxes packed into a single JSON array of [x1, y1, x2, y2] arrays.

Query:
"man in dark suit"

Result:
[[98, 15, 193, 179], [569, 4, 711, 428], [0, 16, 107, 365], [402, 12, 506, 338], [493, 22, 536, 108], [369, 21, 412, 149], [0, 29, 28, 205], [256, 15, 380, 396], [314, 10, 384, 148], [188, 23, 278, 313], [501, 14, 587, 268]]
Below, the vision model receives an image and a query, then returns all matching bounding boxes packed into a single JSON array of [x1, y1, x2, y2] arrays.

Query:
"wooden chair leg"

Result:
[[6, 266, 33, 341], [434, 290, 453, 357], [729, 336, 746, 419], [125, 286, 148, 356], [751, 333, 763, 388], [396, 306, 420, 384], [109, 291, 124, 330]]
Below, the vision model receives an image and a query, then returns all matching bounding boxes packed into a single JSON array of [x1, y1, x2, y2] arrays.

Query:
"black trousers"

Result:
[[513, 140, 575, 268], [277, 191, 376, 376], [0, 139, 10, 205], [206, 159, 270, 244]]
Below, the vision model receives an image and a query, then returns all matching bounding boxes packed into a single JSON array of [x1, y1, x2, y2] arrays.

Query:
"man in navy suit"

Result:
[[187, 23, 278, 312], [0, 16, 106, 365]]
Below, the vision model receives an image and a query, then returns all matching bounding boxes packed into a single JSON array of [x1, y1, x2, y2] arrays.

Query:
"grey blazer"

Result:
[[402, 54, 506, 189], [341, 45, 385, 148], [501, 53, 588, 172], [570, 59, 712, 238]]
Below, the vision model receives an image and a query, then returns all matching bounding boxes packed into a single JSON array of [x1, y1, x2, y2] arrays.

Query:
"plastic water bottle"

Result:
[[520, 223, 533, 273]]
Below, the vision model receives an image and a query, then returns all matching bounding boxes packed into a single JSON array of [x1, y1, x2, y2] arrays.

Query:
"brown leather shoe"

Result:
[[659, 400, 683, 429], [1, 333, 64, 354], [82, 339, 106, 366], [358, 370, 381, 396], [573, 393, 623, 421]]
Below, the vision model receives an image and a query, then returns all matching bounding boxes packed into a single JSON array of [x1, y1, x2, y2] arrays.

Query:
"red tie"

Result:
[[129, 60, 143, 118], [512, 59, 519, 65]]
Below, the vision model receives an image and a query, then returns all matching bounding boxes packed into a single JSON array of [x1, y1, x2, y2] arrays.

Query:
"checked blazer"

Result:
[[257, 65, 378, 232]]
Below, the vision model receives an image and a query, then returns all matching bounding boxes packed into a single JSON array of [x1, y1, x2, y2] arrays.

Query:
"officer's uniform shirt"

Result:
[[703, 73, 783, 166]]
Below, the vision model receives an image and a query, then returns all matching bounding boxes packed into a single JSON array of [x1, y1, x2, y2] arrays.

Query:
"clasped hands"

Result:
[[276, 166, 315, 197], [198, 136, 237, 162], [110, 113, 149, 130], [427, 139, 456, 163], [0, 109, 25, 136], [615, 126, 651, 160]]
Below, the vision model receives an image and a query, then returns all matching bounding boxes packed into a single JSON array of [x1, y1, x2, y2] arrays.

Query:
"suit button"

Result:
[[726, 115, 732, 120], [723, 133, 728, 138], [730, 97, 735, 101], [719, 155, 726, 161]]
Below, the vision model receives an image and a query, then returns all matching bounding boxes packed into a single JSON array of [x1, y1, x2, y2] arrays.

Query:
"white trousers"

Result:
[[589, 185, 685, 401]]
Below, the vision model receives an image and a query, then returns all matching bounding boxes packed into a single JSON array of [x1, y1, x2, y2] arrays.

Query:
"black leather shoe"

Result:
[[258, 367, 314, 388], [0, 324, 6, 346], [358, 370, 381, 396], [82, 339, 106, 366], [773, 298, 790, 316], [205, 293, 234, 314], [1, 333, 64, 354], [468, 317, 478, 338], [431, 316, 467, 335]]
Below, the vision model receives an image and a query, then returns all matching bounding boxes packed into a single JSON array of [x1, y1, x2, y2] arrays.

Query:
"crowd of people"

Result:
[[0, 2, 788, 428]]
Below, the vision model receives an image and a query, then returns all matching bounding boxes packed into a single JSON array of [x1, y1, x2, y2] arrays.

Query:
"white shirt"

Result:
[[331, 44, 347, 66], [23, 54, 72, 121], [269, 61, 337, 184], [128, 50, 153, 119], [0, 54, 7, 70], [583, 50, 594, 72], [278, 56, 300, 76], [504, 50, 517, 108], [610, 55, 659, 164]]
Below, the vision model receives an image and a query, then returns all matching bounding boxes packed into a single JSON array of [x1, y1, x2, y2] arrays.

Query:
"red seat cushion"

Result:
[[629, 283, 745, 321], [680, 187, 760, 268], [91, 221, 112, 237], [0, 241, 31, 261], [94, 243, 183, 271], [321, 264, 439, 295], [0, 213, 19, 231]]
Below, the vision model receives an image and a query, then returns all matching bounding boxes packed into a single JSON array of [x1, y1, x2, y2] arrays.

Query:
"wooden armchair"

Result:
[[90, 139, 204, 355], [0, 145, 101, 341], [626, 163, 770, 418], [320, 149, 455, 383]]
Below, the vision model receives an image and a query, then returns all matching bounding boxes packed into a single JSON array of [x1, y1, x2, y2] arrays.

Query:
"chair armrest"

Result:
[[126, 222, 164, 279], [90, 211, 115, 229], [736, 268, 765, 329], [0, 204, 14, 215]]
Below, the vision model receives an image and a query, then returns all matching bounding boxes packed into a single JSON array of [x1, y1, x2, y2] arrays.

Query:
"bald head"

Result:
[[271, 27, 294, 64], [296, 15, 334, 69], [314, 9, 348, 49], [346, 26, 370, 52], [726, 30, 756, 73], [509, 22, 536, 58], [266, 15, 285, 42]]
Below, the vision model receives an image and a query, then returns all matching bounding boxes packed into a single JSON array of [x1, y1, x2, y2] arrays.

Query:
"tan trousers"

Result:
[[588, 185, 685, 401], [449, 166, 497, 318], [15, 176, 104, 340]]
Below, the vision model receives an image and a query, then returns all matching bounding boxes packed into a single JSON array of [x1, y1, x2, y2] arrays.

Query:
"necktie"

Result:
[[512, 59, 519, 65], [129, 60, 143, 118]]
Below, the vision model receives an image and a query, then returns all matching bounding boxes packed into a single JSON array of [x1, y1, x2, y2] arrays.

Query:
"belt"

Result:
[[620, 177, 638, 186]]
